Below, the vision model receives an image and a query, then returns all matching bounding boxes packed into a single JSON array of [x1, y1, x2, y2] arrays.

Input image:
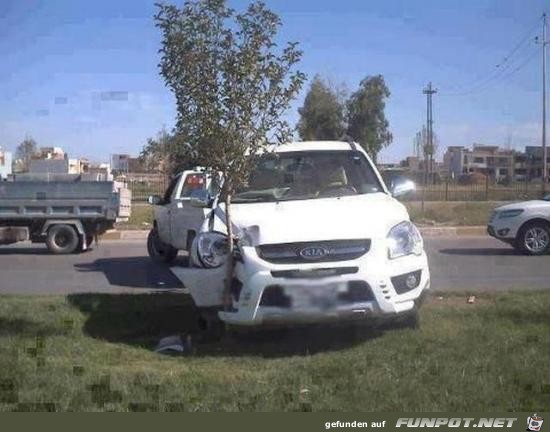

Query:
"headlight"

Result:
[[196, 232, 229, 268], [498, 209, 524, 219], [387, 221, 423, 259]]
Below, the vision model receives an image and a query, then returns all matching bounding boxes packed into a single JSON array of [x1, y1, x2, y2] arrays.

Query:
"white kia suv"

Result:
[[170, 141, 430, 329]]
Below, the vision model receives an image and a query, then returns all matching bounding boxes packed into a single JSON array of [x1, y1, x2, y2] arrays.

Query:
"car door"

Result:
[[156, 174, 181, 244], [169, 171, 210, 250]]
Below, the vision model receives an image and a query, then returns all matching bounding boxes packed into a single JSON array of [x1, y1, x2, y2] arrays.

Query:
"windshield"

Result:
[[232, 150, 384, 203]]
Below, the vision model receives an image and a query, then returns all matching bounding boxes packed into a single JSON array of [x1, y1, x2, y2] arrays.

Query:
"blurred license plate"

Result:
[[287, 283, 344, 310]]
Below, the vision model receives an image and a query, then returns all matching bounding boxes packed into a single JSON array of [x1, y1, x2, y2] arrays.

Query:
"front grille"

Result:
[[337, 281, 374, 303], [271, 267, 358, 279], [259, 285, 291, 307], [259, 281, 374, 308], [257, 239, 371, 264]]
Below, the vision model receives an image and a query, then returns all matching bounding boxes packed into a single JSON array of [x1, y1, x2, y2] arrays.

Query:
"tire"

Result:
[[46, 224, 79, 254], [147, 228, 178, 264], [516, 221, 550, 256]]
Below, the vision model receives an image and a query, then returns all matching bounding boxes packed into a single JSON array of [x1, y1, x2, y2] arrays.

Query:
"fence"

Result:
[[406, 178, 549, 202], [124, 173, 548, 203], [124, 174, 169, 202]]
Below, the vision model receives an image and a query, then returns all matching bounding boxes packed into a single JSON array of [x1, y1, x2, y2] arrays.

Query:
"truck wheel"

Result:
[[46, 225, 79, 254], [147, 228, 178, 264], [517, 222, 550, 255]]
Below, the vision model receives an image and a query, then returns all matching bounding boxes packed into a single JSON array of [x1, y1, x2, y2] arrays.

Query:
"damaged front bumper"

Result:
[[172, 244, 430, 327]]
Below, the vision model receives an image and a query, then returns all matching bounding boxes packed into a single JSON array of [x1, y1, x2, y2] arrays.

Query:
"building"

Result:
[[68, 158, 90, 174], [524, 146, 550, 180], [0, 148, 12, 179], [37, 146, 65, 160], [29, 158, 69, 174], [87, 163, 112, 181], [111, 153, 146, 173], [111, 154, 130, 173], [444, 144, 515, 181]]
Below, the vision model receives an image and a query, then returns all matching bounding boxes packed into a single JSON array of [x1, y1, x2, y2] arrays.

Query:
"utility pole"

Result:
[[543, 13, 548, 193], [423, 82, 437, 185]]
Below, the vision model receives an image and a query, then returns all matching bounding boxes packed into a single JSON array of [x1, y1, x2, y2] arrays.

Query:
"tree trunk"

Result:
[[223, 191, 234, 311]]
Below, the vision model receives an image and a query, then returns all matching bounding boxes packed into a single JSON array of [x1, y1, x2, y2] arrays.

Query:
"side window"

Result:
[[162, 176, 180, 204]]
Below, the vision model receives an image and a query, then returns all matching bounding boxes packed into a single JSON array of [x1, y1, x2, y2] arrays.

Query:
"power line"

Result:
[[445, 46, 539, 96], [496, 18, 541, 67], [440, 17, 541, 96]]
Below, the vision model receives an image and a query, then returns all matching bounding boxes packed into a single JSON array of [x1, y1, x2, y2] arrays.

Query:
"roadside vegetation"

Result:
[[116, 204, 153, 230], [1, 291, 549, 411], [118, 201, 501, 231], [406, 201, 503, 226]]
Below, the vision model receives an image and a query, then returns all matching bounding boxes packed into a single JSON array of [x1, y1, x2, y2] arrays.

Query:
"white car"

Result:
[[154, 141, 430, 332], [487, 195, 550, 255]]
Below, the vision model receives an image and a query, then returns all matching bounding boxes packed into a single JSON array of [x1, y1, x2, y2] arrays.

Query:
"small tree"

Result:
[[15, 136, 38, 172], [346, 75, 392, 161], [297, 75, 346, 140], [139, 128, 198, 175], [155, 0, 305, 306]]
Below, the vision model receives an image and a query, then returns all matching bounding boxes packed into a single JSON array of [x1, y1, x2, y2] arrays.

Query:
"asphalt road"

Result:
[[0, 237, 548, 294]]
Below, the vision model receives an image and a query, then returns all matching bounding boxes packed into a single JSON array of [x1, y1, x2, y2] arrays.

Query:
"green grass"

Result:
[[117, 201, 504, 231], [116, 204, 154, 230], [406, 201, 504, 226], [0, 291, 549, 411]]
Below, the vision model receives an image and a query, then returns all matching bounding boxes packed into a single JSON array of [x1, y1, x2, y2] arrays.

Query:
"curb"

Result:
[[418, 226, 487, 237], [100, 230, 149, 240], [100, 227, 488, 240]]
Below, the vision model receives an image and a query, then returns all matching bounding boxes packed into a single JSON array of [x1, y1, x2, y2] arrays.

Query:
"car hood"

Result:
[[212, 193, 410, 245], [496, 200, 550, 212]]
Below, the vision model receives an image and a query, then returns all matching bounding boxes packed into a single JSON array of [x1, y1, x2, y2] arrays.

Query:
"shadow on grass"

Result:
[[0, 317, 66, 337], [66, 293, 389, 358], [74, 256, 185, 290]]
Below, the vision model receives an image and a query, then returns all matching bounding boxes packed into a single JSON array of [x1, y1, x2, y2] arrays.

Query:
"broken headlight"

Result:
[[196, 231, 229, 268], [387, 221, 423, 259]]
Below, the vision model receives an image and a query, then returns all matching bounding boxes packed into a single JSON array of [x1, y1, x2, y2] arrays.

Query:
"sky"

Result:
[[1, 0, 549, 163]]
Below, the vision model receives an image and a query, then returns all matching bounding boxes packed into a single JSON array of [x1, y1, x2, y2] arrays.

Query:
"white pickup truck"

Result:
[[147, 168, 217, 263], [148, 141, 430, 333]]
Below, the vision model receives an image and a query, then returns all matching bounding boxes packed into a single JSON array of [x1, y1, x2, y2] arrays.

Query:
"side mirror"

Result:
[[148, 195, 162, 205], [189, 189, 211, 208], [390, 177, 416, 198]]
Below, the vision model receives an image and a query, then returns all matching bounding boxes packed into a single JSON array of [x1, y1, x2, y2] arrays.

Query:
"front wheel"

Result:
[[147, 228, 178, 264], [516, 222, 550, 256]]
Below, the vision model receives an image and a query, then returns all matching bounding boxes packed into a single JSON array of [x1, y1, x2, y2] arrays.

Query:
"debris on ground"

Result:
[[155, 334, 192, 354], [467, 295, 476, 304]]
